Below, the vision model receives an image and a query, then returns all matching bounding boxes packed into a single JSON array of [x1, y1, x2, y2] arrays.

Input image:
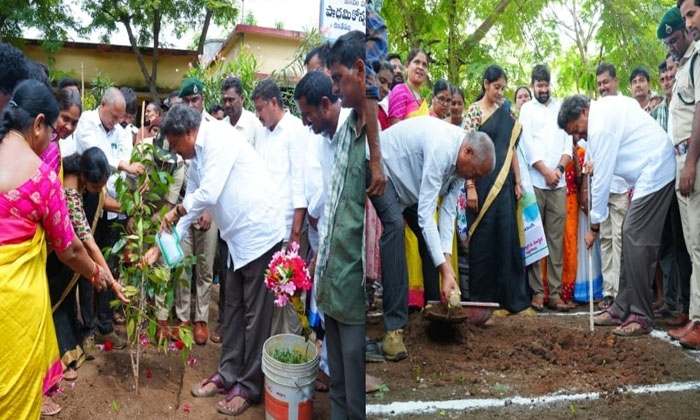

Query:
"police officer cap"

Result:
[[179, 77, 204, 98], [657, 7, 684, 40]]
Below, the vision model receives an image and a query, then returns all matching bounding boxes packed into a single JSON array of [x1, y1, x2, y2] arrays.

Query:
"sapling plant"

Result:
[[105, 141, 197, 393]]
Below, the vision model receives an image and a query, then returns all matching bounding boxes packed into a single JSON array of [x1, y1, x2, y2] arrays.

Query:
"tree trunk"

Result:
[[151, 9, 161, 104], [196, 8, 214, 63], [121, 15, 160, 103], [447, 0, 459, 84], [458, 0, 518, 63]]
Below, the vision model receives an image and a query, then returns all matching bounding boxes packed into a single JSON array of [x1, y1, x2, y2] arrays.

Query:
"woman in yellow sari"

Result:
[[0, 80, 116, 418]]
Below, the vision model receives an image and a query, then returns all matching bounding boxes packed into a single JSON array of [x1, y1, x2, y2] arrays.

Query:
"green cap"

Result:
[[179, 77, 204, 98], [657, 7, 684, 40]]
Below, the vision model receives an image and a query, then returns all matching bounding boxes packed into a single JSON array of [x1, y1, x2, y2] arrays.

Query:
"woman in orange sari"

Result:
[[0, 80, 119, 418]]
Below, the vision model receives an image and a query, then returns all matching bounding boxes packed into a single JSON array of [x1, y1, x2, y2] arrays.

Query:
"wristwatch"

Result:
[[557, 164, 566, 173], [175, 204, 184, 217]]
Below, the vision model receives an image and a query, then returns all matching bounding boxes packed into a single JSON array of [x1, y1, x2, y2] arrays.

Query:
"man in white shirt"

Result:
[[252, 78, 309, 336], [144, 104, 284, 417], [74, 88, 144, 176], [173, 78, 220, 346], [73, 87, 144, 353], [377, 116, 494, 339], [519, 65, 572, 312], [559, 94, 676, 336], [208, 76, 265, 344], [221, 77, 262, 147], [594, 63, 631, 309]]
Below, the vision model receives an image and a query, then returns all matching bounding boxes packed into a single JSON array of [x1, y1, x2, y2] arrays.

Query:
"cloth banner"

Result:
[[573, 210, 604, 302], [516, 144, 549, 265]]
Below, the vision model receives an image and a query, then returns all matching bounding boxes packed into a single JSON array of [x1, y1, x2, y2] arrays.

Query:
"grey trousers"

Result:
[[325, 315, 366, 420], [528, 187, 567, 300], [366, 171, 408, 332], [612, 182, 674, 325], [217, 242, 281, 400]]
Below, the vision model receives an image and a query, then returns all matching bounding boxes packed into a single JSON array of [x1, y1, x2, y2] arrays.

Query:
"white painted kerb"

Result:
[[366, 381, 700, 416]]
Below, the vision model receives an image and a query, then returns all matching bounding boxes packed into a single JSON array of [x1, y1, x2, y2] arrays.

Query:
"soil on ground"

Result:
[[367, 307, 700, 419], [50, 284, 330, 419]]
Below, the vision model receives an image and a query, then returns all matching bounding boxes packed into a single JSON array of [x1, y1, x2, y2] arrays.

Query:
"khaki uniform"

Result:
[[670, 42, 700, 322]]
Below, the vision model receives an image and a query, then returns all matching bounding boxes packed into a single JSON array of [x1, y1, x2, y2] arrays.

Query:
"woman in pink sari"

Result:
[[0, 80, 122, 418]]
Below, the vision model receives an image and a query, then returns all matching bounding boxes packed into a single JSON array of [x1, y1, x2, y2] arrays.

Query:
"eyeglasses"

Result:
[[435, 96, 451, 105], [47, 121, 58, 141]]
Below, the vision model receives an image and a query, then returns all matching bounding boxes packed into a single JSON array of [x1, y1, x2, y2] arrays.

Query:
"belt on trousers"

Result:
[[675, 140, 689, 157]]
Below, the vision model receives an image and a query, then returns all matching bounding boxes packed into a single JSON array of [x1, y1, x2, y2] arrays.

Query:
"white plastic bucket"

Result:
[[261, 334, 319, 420]]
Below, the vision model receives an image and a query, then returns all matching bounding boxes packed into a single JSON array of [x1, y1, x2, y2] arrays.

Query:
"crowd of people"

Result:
[[3, 0, 700, 419]]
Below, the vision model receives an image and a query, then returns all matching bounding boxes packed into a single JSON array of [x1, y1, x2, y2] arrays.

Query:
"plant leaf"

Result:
[[127, 318, 135, 341]]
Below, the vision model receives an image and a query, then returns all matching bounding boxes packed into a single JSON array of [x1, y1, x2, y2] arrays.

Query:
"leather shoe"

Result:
[[668, 320, 697, 341], [679, 321, 700, 349], [172, 321, 191, 342], [194, 322, 208, 345], [666, 312, 689, 327], [210, 324, 223, 343]]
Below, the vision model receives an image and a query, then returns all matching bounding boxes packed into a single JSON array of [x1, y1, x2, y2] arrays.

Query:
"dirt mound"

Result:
[[368, 313, 700, 401]]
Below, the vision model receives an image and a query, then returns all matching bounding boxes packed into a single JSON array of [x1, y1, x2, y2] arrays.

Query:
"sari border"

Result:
[[467, 118, 521, 242]]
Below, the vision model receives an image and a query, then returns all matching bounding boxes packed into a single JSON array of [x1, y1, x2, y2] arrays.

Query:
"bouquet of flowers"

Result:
[[264, 242, 313, 339]]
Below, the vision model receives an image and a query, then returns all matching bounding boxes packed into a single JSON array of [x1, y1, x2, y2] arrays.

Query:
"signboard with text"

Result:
[[319, 0, 365, 42]]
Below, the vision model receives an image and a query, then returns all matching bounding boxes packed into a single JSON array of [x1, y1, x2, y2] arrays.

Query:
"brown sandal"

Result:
[[530, 296, 544, 312]]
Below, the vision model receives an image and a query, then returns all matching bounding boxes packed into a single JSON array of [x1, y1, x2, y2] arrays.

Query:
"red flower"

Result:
[[175, 340, 184, 350], [104, 340, 113, 352], [146, 369, 152, 378], [183, 403, 190, 413]]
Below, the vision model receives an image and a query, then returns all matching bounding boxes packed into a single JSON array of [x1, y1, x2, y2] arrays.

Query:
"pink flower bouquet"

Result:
[[264, 242, 312, 339], [264, 242, 312, 307]]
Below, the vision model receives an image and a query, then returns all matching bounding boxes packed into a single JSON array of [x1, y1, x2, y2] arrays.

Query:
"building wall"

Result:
[[220, 32, 304, 78], [22, 44, 195, 94]]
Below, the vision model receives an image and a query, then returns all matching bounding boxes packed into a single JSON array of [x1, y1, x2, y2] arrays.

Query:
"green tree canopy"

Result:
[[82, 0, 237, 102], [0, 0, 76, 47], [381, 0, 675, 102]]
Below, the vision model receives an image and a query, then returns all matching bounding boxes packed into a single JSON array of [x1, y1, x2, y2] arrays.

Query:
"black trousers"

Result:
[[78, 192, 114, 337]]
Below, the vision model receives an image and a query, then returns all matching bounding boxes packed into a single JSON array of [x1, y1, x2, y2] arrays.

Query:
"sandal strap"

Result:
[[224, 383, 252, 402], [203, 372, 227, 392], [620, 314, 651, 330], [605, 306, 623, 322]]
